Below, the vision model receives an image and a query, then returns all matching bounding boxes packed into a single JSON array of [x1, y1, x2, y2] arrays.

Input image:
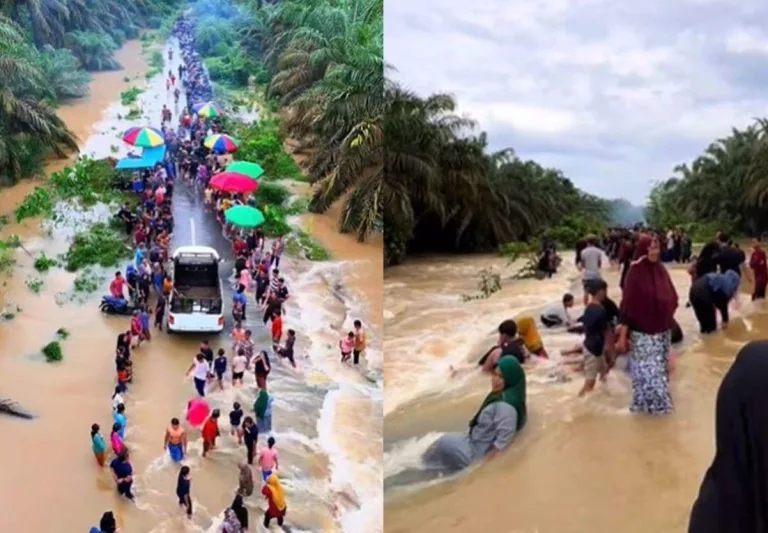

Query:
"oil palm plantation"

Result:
[[0, 15, 77, 183]]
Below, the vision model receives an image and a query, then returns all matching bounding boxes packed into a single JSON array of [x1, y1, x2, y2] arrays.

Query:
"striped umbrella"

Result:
[[122, 126, 165, 148], [204, 134, 240, 154], [194, 101, 224, 118], [210, 172, 259, 194], [226, 161, 265, 180]]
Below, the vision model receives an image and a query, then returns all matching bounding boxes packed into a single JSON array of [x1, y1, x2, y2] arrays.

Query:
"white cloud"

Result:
[[385, 0, 768, 202]]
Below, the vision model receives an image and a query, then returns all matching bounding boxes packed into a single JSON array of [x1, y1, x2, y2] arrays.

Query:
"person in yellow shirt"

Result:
[[515, 315, 549, 359]]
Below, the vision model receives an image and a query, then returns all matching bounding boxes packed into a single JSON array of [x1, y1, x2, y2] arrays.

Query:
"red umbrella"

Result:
[[209, 172, 259, 194]]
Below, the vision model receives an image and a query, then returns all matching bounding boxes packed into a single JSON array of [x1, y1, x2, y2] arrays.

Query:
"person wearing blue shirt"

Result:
[[110, 452, 134, 500], [113, 403, 127, 440], [233, 286, 248, 319]]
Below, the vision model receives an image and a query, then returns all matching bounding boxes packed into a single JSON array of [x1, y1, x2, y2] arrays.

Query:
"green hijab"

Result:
[[254, 389, 269, 419], [469, 356, 526, 431]]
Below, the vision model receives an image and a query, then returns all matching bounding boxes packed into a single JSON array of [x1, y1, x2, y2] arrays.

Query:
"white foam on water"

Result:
[[383, 433, 441, 478]]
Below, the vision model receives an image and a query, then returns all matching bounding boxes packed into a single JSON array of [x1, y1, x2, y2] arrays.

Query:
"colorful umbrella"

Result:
[[210, 172, 259, 194], [204, 134, 240, 154], [194, 101, 224, 118], [122, 126, 165, 148], [226, 161, 265, 180], [224, 205, 266, 228], [186, 399, 210, 427]]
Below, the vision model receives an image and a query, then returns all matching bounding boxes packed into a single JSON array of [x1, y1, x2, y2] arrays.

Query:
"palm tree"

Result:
[[0, 15, 77, 182]]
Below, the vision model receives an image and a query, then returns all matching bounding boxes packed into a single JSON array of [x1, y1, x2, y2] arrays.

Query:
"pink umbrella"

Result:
[[186, 398, 210, 427], [209, 172, 259, 194]]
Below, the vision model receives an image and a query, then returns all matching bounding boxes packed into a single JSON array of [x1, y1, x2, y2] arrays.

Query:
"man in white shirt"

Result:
[[578, 236, 603, 306], [541, 293, 576, 329]]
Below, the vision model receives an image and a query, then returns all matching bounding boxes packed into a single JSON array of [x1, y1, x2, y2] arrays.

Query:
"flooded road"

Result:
[[383, 254, 762, 533], [0, 37, 382, 533]]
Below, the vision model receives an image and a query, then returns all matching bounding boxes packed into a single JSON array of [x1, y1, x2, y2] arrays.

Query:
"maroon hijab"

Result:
[[620, 235, 678, 334]]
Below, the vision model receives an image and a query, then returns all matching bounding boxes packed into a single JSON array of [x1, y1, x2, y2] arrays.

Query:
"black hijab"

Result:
[[99, 511, 116, 533], [689, 341, 768, 533], [231, 494, 248, 529]]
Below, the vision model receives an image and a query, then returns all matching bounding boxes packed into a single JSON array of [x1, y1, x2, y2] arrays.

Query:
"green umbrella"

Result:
[[225, 205, 265, 228], [227, 161, 265, 180]]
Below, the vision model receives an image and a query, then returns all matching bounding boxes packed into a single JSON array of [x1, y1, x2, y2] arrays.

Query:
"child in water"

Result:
[[229, 402, 244, 444], [177, 465, 192, 517], [202, 409, 221, 457], [339, 331, 355, 363]]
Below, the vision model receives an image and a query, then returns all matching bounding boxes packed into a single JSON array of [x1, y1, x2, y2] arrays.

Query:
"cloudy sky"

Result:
[[384, 0, 768, 203]]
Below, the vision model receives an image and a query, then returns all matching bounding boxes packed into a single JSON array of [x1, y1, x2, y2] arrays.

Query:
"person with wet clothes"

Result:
[[688, 270, 740, 334]]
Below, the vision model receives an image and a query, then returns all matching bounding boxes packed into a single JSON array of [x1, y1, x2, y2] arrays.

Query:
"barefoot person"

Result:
[[91, 424, 107, 467], [202, 409, 221, 457], [164, 417, 187, 463], [578, 279, 610, 396], [262, 474, 287, 528], [176, 465, 192, 518]]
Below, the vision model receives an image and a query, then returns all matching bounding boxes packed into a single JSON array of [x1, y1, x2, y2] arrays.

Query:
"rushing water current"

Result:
[[0, 38, 382, 533], [383, 252, 764, 533]]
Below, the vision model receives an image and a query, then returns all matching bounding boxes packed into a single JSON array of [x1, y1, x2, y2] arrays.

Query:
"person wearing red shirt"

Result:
[[750, 237, 768, 300], [110, 272, 127, 299], [201, 409, 221, 457], [233, 238, 247, 257], [271, 311, 282, 349]]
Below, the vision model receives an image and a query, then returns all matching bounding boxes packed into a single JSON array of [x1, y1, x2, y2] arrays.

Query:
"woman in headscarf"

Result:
[[220, 508, 244, 533], [253, 388, 272, 433], [230, 494, 248, 530], [262, 473, 287, 528], [89, 511, 117, 533], [237, 461, 254, 497], [689, 341, 768, 532], [423, 356, 526, 471], [618, 233, 678, 415], [689, 270, 740, 334]]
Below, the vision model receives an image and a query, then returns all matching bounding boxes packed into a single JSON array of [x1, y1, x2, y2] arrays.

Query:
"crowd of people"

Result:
[[430, 225, 767, 476], [90, 16, 300, 532]]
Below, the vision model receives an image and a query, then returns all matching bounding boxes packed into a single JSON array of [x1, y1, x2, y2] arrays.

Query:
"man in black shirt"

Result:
[[579, 279, 610, 396], [715, 234, 745, 277]]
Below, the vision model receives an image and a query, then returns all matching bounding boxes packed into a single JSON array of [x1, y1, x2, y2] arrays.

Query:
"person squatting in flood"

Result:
[[689, 270, 740, 334], [423, 356, 527, 472]]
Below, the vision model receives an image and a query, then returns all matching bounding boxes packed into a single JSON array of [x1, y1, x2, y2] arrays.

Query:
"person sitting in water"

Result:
[[450, 320, 525, 378], [423, 356, 526, 472], [541, 293, 579, 331], [689, 269, 740, 334]]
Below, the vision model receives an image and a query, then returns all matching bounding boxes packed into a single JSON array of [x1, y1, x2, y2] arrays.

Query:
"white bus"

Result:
[[167, 245, 224, 333]]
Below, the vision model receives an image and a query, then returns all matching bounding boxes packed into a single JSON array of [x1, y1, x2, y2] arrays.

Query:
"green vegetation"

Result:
[[190, 0, 382, 240], [292, 230, 331, 261], [41, 341, 63, 363], [34, 253, 58, 272], [120, 86, 144, 105], [231, 120, 304, 182], [63, 223, 131, 271], [384, 85, 610, 266], [645, 120, 768, 241], [16, 158, 126, 223], [149, 51, 164, 70], [0, 0, 179, 184], [73, 269, 104, 293], [26, 277, 44, 293]]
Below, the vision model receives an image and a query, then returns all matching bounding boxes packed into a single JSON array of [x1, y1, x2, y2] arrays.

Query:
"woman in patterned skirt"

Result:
[[617, 234, 678, 415]]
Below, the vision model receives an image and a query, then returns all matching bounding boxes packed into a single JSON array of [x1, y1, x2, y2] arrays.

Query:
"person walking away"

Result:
[[91, 424, 107, 467], [111, 386, 124, 412], [231, 494, 250, 530], [271, 311, 283, 351], [110, 452, 134, 500], [164, 417, 187, 463], [242, 416, 258, 465], [154, 294, 166, 331], [689, 270, 740, 334], [231, 349, 248, 387], [276, 330, 296, 368], [578, 279, 611, 396], [353, 320, 366, 365], [750, 237, 768, 300], [578, 236, 603, 306], [688, 341, 768, 533], [229, 402, 244, 443], [617, 234, 678, 415], [262, 474, 287, 528], [237, 461, 254, 497], [139, 305, 151, 342], [253, 350, 271, 389], [258, 437, 279, 482], [271, 237, 284, 268], [425, 356, 526, 471], [130, 311, 143, 349], [202, 409, 221, 457], [254, 388, 273, 434], [186, 353, 210, 397], [176, 465, 192, 518], [213, 348, 227, 391]]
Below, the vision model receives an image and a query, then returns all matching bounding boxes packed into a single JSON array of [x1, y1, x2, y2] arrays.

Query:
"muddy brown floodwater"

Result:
[[383, 254, 765, 533], [0, 38, 383, 533]]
